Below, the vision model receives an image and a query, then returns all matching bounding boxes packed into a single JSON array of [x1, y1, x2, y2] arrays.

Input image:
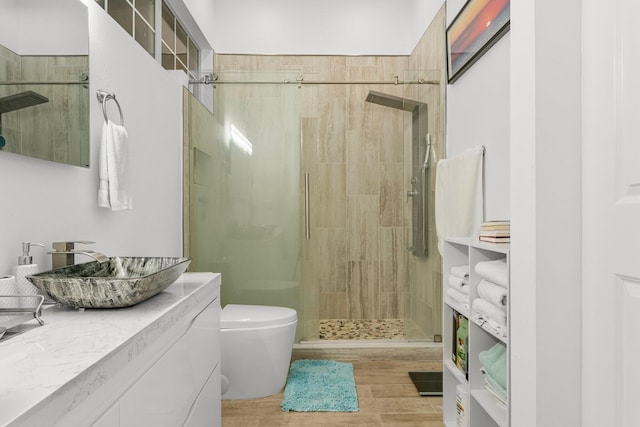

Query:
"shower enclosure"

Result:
[[184, 66, 443, 344]]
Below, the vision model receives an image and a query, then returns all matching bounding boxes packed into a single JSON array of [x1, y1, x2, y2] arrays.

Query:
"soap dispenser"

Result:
[[13, 242, 45, 300]]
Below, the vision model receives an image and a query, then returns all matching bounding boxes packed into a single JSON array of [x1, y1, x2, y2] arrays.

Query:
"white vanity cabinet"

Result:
[[442, 238, 510, 427], [0, 273, 221, 427]]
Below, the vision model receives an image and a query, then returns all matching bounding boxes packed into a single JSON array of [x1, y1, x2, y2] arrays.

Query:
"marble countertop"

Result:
[[0, 272, 220, 426]]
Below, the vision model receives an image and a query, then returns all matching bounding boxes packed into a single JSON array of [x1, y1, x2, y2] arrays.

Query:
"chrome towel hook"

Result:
[[96, 89, 124, 126]]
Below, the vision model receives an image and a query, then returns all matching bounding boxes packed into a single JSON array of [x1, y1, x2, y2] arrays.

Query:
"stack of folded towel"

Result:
[[478, 342, 507, 408], [446, 264, 470, 309], [471, 258, 508, 337]]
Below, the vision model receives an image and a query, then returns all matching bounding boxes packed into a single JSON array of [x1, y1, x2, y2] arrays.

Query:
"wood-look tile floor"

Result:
[[222, 347, 445, 427]]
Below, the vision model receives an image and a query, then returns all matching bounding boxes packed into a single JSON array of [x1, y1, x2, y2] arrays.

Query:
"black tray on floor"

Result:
[[409, 371, 443, 396]]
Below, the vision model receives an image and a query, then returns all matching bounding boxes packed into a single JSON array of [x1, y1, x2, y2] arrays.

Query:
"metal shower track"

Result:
[[190, 73, 439, 86]]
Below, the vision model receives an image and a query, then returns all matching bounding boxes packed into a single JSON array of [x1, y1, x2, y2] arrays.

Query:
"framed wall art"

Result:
[[446, 0, 510, 83]]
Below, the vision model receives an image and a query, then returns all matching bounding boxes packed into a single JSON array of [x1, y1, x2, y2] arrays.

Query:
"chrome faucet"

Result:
[[50, 241, 109, 268]]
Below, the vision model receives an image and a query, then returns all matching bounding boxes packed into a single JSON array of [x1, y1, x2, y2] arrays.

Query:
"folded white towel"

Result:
[[448, 274, 469, 295], [435, 146, 484, 255], [450, 264, 470, 279], [446, 287, 469, 309], [474, 258, 508, 287], [477, 279, 507, 309], [471, 298, 507, 337], [99, 120, 132, 210], [483, 378, 508, 409]]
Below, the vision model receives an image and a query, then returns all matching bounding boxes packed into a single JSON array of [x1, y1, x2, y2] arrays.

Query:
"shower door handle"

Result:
[[305, 173, 310, 240]]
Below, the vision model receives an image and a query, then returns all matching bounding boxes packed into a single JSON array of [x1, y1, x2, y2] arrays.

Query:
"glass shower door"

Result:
[[402, 69, 444, 342], [188, 72, 306, 342]]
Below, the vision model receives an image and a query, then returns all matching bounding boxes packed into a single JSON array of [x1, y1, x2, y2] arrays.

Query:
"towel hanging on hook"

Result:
[[96, 89, 124, 126]]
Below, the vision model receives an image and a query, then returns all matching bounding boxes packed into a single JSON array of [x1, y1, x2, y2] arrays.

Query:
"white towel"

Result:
[[99, 120, 132, 210], [448, 274, 469, 295], [446, 287, 469, 309], [450, 264, 469, 279], [471, 298, 507, 337], [435, 146, 484, 255], [477, 279, 507, 309], [483, 378, 507, 408], [474, 258, 508, 287]]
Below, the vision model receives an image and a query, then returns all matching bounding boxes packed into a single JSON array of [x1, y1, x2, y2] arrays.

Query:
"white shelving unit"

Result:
[[442, 237, 510, 427]]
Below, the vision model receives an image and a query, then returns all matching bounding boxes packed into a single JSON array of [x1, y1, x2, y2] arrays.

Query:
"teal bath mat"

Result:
[[281, 360, 359, 412]]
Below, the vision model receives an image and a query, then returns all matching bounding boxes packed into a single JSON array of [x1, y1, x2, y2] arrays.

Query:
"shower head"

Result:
[[365, 90, 426, 113], [0, 91, 49, 114]]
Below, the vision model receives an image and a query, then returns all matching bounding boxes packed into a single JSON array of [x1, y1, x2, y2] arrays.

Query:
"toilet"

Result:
[[220, 304, 297, 400]]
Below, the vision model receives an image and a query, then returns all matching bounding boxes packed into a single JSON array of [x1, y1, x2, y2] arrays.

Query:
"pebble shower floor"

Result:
[[318, 319, 405, 340]]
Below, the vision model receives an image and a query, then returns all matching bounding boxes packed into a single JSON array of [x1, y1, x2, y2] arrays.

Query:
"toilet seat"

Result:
[[221, 304, 297, 329]]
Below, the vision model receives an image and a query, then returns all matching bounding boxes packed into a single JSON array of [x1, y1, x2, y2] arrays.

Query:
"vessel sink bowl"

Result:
[[27, 257, 191, 309]]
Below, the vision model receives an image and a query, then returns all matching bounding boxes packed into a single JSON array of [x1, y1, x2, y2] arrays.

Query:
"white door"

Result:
[[582, 0, 640, 425]]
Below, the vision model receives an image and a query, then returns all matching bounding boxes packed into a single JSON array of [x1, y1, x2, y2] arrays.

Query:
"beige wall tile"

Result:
[[377, 291, 402, 319], [377, 106, 405, 162], [347, 260, 379, 319], [319, 292, 348, 319], [379, 227, 407, 294], [315, 162, 346, 227], [317, 85, 346, 162], [346, 84, 373, 131], [303, 56, 347, 81], [379, 162, 404, 227], [301, 117, 319, 173], [347, 195, 379, 261], [315, 227, 347, 293], [346, 129, 379, 196], [382, 56, 411, 82]]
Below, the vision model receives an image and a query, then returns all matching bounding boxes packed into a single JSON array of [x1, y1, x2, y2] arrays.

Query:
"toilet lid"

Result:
[[221, 304, 298, 329]]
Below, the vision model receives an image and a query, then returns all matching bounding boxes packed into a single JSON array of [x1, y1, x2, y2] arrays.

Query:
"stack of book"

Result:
[[479, 220, 510, 243]]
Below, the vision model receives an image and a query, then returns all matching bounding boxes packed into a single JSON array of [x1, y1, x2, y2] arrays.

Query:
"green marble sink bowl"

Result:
[[27, 257, 191, 309]]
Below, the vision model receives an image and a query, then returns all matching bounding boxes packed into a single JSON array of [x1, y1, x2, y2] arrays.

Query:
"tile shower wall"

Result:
[[215, 5, 446, 340]]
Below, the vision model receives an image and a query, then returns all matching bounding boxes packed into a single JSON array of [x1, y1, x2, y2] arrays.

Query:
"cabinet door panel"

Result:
[[93, 402, 119, 427], [184, 365, 221, 427], [120, 301, 219, 427]]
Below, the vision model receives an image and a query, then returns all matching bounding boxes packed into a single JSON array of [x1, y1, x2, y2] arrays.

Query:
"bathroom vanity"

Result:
[[0, 272, 221, 427]]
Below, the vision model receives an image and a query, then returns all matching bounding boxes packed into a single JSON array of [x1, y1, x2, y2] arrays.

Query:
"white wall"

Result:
[[20, 0, 89, 55], [1, 0, 88, 55], [0, 0, 184, 274], [0, 0, 20, 53], [179, 0, 216, 50], [211, 0, 443, 55], [445, 2, 510, 221], [511, 0, 582, 426]]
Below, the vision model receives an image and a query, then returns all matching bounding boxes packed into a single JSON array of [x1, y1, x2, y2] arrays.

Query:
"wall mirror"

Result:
[[0, 0, 90, 168]]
